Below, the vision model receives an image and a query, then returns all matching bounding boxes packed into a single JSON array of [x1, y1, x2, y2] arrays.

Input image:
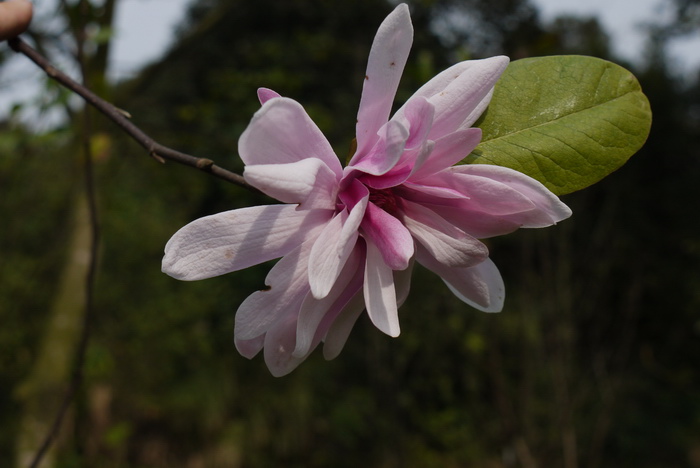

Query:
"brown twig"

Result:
[[7, 36, 256, 191]]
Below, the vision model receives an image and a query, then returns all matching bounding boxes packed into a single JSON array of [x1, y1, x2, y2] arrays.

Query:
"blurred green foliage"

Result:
[[1, 0, 700, 466]]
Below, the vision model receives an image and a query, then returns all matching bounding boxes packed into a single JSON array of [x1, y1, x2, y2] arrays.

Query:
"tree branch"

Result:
[[7, 36, 257, 192]]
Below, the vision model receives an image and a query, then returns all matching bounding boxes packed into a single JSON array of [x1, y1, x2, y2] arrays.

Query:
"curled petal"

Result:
[[239, 97, 342, 176], [416, 244, 504, 312], [354, 3, 413, 158], [364, 239, 400, 337], [244, 158, 339, 210], [162, 205, 330, 281]]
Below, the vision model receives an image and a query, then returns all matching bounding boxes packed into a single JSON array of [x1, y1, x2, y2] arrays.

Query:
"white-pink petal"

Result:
[[409, 128, 482, 179], [295, 245, 364, 357], [307, 202, 364, 299], [257, 87, 281, 105], [411, 56, 509, 140], [234, 241, 312, 341], [350, 119, 409, 176], [364, 240, 400, 337], [235, 335, 265, 359], [354, 3, 413, 159], [450, 164, 573, 226], [244, 158, 338, 210], [238, 97, 342, 176], [416, 244, 504, 312], [322, 291, 366, 361], [418, 170, 538, 215], [162, 205, 330, 281], [263, 311, 307, 377], [402, 199, 488, 268], [360, 201, 414, 270]]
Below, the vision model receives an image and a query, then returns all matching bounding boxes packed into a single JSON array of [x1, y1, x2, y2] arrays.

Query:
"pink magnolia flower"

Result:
[[162, 3, 572, 376]]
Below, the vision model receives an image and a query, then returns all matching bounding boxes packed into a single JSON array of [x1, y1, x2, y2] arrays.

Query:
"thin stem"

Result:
[[7, 36, 256, 192]]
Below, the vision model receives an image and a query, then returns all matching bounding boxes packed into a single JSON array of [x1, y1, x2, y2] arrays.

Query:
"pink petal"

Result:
[[364, 239, 400, 337], [263, 311, 307, 377], [257, 87, 281, 105], [354, 3, 413, 159], [416, 244, 504, 312], [424, 202, 521, 238], [361, 201, 414, 270], [394, 257, 414, 307], [427, 56, 509, 138], [418, 170, 537, 215], [399, 96, 435, 150], [322, 291, 366, 361], [234, 241, 312, 340], [238, 97, 342, 176], [295, 245, 364, 357], [409, 128, 482, 179], [244, 158, 339, 210], [307, 203, 364, 299], [162, 205, 330, 281], [235, 335, 265, 359], [401, 199, 488, 268], [350, 119, 409, 176], [450, 164, 573, 226]]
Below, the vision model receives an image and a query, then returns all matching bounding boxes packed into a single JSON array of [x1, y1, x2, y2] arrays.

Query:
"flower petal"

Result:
[[364, 239, 400, 337], [396, 56, 508, 140], [244, 158, 338, 210], [361, 201, 414, 270], [238, 97, 342, 176], [416, 244, 504, 312], [402, 199, 488, 268], [263, 311, 307, 377], [450, 164, 573, 226], [398, 96, 435, 150], [322, 291, 366, 361], [257, 87, 281, 105], [354, 3, 413, 158], [418, 170, 538, 215], [235, 335, 265, 359], [409, 128, 482, 179], [394, 257, 414, 307], [162, 205, 329, 281], [295, 245, 364, 357], [308, 192, 368, 298], [350, 119, 408, 176], [234, 241, 312, 340]]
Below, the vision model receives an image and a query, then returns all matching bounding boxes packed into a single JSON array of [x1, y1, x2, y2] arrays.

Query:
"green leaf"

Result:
[[468, 55, 651, 195]]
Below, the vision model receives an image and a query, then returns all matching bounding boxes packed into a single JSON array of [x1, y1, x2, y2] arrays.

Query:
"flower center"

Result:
[[368, 188, 398, 213]]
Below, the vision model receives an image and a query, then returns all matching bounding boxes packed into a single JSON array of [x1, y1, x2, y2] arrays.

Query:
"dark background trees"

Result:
[[1, 0, 699, 466]]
